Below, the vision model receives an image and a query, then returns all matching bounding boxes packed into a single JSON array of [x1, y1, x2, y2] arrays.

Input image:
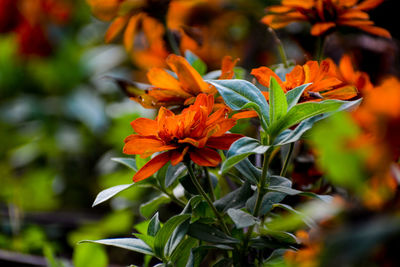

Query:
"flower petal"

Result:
[[251, 67, 284, 88], [206, 134, 244, 150], [105, 15, 129, 43], [170, 146, 189, 166], [166, 54, 211, 95], [131, 118, 158, 136], [189, 147, 221, 167], [133, 152, 171, 182], [124, 135, 176, 156]]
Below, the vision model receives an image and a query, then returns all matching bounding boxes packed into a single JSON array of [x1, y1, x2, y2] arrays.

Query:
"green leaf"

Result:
[[73, 244, 108, 267], [222, 137, 269, 173], [227, 208, 259, 229], [214, 182, 253, 212], [133, 233, 155, 249], [246, 191, 287, 216], [263, 249, 288, 267], [92, 183, 135, 207], [111, 157, 137, 171], [269, 77, 288, 124], [285, 84, 310, 110], [80, 238, 154, 256], [268, 186, 332, 202], [234, 159, 261, 184], [136, 155, 150, 170], [259, 229, 298, 244], [208, 79, 269, 129], [270, 100, 343, 138], [156, 163, 169, 191], [185, 50, 207, 76], [154, 214, 191, 258], [165, 219, 190, 257], [165, 163, 187, 188], [170, 237, 198, 267], [140, 195, 171, 218], [148, 213, 161, 237], [187, 222, 239, 245]]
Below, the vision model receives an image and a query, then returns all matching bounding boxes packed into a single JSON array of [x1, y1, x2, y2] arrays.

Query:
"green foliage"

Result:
[[185, 50, 207, 76], [73, 244, 108, 267]]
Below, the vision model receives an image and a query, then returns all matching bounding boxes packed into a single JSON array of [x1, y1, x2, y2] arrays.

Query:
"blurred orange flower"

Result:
[[86, 0, 170, 68], [262, 0, 391, 38], [284, 230, 321, 267], [251, 59, 358, 101], [129, 54, 237, 108], [123, 94, 243, 182]]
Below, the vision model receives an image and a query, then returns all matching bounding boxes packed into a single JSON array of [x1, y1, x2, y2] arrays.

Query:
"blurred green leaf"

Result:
[[111, 157, 137, 171], [80, 238, 154, 256], [227, 208, 259, 229], [73, 244, 108, 267], [185, 50, 207, 76]]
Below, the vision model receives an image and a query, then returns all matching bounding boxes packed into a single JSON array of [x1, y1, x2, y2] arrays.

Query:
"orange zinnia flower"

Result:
[[123, 94, 243, 182], [251, 59, 358, 101], [262, 0, 391, 38], [130, 54, 238, 108]]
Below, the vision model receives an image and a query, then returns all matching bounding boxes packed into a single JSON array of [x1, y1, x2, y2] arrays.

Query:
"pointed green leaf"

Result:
[[148, 213, 161, 237], [80, 238, 154, 256], [285, 83, 310, 110], [187, 222, 239, 245], [170, 237, 198, 267], [214, 182, 253, 212], [208, 79, 269, 129], [227, 208, 259, 229], [92, 183, 135, 207], [111, 157, 137, 171], [165, 163, 187, 188], [154, 214, 191, 258], [234, 159, 261, 184], [269, 77, 288, 123]]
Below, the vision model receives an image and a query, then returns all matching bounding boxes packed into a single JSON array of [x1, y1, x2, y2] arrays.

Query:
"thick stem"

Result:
[[185, 162, 230, 235], [280, 143, 295, 177]]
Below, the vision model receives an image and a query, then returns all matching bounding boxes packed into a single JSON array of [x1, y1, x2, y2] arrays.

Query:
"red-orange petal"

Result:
[[131, 118, 158, 136], [310, 22, 336, 36], [133, 151, 171, 182], [105, 15, 129, 43], [189, 147, 221, 167], [232, 110, 258, 119], [124, 14, 141, 52], [170, 146, 189, 166], [251, 67, 284, 88], [206, 134, 244, 150], [124, 135, 176, 156]]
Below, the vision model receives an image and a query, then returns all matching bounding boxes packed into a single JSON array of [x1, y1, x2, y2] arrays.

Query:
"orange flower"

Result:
[[251, 59, 358, 101], [284, 230, 321, 267], [123, 94, 243, 182], [130, 54, 238, 108], [86, 0, 170, 67], [333, 54, 373, 95], [262, 0, 391, 38]]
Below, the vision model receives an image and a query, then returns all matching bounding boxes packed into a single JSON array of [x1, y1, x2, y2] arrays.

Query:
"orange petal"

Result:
[[311, 22, 336, 36], [213, 119, 237, 136], [133, 151, 171, 182], [320, 86, 358, 100], [339, 54, 356, 82], [189, 147, 221, 167], [131, 118, 158, 136], [219, 56, 239, 80], [232, 110, 258, 119], [147, 68, 192, 98], [356, 25, 391, 38], [282, 0, 314, 9], [356, 0, 384, 11], [124, 14, 141, 52], [206, 134, 244, 150], [170, 146, 189, 166], [124, 135, 176, 156], [105, 15, 129, 43], [251, 67, 284, 88], [87, 0, 120, 21], [166, 54, 211, 95]]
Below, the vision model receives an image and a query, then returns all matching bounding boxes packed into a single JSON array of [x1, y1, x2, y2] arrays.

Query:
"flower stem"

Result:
[[316, 35, 326, 62], [269, 27, 288, 68], [280, 143, 294, 177], [204, 167, 216, 202], [185, 162, 230, 235]]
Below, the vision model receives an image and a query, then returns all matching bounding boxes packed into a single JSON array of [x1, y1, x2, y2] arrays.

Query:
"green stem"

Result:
[[204, 167, 216, 202], [316, 35, 326, 62], [244, 150, 272, 242], [185, 162, 230, 235], [280, 143, 294, 177], [269, 27, 288, 68]]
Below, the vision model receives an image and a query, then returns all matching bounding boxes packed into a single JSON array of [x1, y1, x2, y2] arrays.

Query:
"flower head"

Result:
[[130, 54, 237, 108], [124, 93, 243, 182], [262, 0, 391, 38], [251, 59, 358, 101]]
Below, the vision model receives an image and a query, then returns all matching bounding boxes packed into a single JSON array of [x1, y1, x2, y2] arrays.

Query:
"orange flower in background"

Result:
[[129, 54, 238, 108], [86, 0, 170, 67], [123, 94, 243, 182], [284, 230, 321, 267], [262, 0, 391, 38], [251, 59, 358, 101], [334, 54, 373, 95]]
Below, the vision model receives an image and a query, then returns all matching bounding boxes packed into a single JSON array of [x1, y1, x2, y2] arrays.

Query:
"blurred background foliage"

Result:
[[0, 0, 399, 266]]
